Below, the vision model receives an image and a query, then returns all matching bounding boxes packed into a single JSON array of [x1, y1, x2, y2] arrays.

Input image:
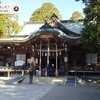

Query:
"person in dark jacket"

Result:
[[29, 67, 34, 84], [29, 61, 35, 84], [46, 63, 50, 76], [51, 65, 55, 76], [21, 63, 25, 77]]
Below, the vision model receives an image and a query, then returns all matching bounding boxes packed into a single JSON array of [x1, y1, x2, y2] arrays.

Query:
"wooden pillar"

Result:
[[55, 43, 58, 76], [11, 50, 13, 66], [64, 44, 68, 76], [12, 46, 16, 66], [7, 71, 10, 77], [39, 41, 41, 76], [47, 39, 50, 65], [45, 40, 50, 77]]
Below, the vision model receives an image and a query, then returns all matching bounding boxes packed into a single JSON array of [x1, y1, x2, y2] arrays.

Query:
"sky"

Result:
[[2, 0, 85, 25]]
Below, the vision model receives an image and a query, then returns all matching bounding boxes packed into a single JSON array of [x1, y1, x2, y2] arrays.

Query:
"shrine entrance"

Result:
[[30, 34, 68, 76]]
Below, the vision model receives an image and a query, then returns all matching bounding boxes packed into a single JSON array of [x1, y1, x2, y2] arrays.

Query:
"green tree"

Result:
[[70, 11, 84, 21], [0, 14, 21, 38], [0, 0, 21, 38], [75, 0, 91, 4], [75, 0, 100, 53], [29, 3, 62, 22], [81, 23, 100, 53]]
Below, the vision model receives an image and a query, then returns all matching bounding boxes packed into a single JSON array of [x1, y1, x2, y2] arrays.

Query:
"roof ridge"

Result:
[[24, 22, 44, 25]]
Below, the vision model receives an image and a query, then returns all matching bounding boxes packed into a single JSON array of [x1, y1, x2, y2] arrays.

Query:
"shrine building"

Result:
[[0, 15, 99, 76]]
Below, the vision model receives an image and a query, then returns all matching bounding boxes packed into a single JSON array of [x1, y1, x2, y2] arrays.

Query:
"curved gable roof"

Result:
[[0, 19, 83, 43], [60, 20, 84, 35], [13, 19, 84, 37]]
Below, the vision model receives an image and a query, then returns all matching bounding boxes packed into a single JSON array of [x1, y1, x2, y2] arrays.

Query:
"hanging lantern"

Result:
[[32, 45, 34, 52], [64, 57, 68, 62], [65, 48, 67, 51], [42, 52, 44, 56], [59, 51, 61, 55], [35, 58, 38, 64], [65, 44, 67, 47], [32, 49, 34, 52], [45, 52, 47, 56]]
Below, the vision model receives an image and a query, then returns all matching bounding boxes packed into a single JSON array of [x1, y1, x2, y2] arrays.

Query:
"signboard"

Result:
[[0, 4, 20, 14]]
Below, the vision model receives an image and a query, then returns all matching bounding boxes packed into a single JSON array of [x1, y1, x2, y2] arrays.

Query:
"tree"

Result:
[[81, 23, 100, 53], [0, 0, 21, 38], [75, 0, 100, 54], [0, 14, 21, 38], [29, 3, 62, 22], [75, 0, 92, 5], [70, 11, 84, 21]]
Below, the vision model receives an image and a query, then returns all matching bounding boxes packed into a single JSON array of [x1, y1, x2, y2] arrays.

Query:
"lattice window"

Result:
[[16, 54, 26, 61], [86, 53, 97, 64]]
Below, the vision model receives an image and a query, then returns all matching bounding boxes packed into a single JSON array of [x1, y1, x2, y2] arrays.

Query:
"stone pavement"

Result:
[[40, 84, 100, 100], [0, 82, 57, 100], [0, 77, 100, 100]]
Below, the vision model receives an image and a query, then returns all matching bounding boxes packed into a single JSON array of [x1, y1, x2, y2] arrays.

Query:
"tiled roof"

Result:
[[15, 23, 44, 35], [9, 20, 83, 41], [15, 20, 84, 36], [62, 21, 84, 35]]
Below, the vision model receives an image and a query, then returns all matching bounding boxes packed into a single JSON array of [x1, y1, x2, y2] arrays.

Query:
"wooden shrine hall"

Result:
[[0, 14, 100, 77]]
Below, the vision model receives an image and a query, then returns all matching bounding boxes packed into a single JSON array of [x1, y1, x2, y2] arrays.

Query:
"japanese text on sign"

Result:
[[0, 4, 20, 14]]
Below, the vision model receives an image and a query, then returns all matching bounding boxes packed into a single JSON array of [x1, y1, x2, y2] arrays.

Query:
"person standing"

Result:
[[21, 63, 25, 77], [35, 65, 39, 76], [46, 63, 50, 76], [51, 65, 55, 76], [29, 61, 35, 84]]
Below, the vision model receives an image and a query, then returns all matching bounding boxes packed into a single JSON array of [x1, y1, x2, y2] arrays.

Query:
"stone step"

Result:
[[66, 77, 75, 83], [24, 76, 66, 84]]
